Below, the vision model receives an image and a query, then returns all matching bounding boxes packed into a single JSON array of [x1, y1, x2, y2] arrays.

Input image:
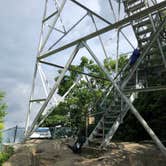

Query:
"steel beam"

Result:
[[70, 0, 112, 25], [39, 60, 110, 81], [48, 13, 88, 50], [42, 10, 58, 23], [38, 0, 166, 59], [29, 98, 46, 103], [123, 85, 166, 93], [48, 25, 65, 34], [25, 0, 48, 135]]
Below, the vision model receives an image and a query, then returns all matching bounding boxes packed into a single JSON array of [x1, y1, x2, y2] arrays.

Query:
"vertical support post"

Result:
[[103, 117, 105, 138], [146, 1, 166, 68], [13, 125, 18, 143], [25, 0, 48, 135], [116, 28, 120, 74], [83, 41, 166, 156], [85, 114, 88, 138]]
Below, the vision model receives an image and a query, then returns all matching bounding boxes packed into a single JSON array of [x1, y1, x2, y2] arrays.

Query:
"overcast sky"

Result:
[[0, 0, 44, 128], [0, 0, 140, 129]]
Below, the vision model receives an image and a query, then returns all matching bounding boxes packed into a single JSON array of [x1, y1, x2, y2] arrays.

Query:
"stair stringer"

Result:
[[100, 92, 137, 147]]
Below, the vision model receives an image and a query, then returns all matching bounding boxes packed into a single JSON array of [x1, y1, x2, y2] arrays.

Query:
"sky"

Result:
[[0, 0, 43, 128], [0, 0, 140, 129]]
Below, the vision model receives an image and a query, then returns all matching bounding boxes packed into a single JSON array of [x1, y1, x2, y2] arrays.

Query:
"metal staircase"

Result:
[[85, 0, 166, 148]]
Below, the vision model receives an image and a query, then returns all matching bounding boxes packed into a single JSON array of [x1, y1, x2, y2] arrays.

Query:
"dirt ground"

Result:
[[3, 139, 166, 166]]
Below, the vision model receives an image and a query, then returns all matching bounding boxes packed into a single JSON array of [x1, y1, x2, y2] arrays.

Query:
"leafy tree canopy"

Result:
[[0, 91, 7, 144], [43, 56, 127, 132]]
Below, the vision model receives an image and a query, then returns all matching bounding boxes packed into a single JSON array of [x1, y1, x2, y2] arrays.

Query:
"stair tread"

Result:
[[104, 121, 114, 124], [108, 111, 121, 115], [138, 36, 151, 43], [128, 2, 145, 13], [104, 115, 118, 119], [133, 19, 151, 28], [93, 132, 104, 137], [97, 126, 110, 131], [89, 138, 103, 144], [136, 28, 153, 36], [127, 0, 141, 6]]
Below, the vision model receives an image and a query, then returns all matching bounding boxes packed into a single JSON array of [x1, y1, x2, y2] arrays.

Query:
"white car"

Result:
[[30, 127, 51, 139]]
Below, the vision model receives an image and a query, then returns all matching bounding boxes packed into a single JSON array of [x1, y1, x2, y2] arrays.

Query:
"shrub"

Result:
[[0, 146, 14, 165]]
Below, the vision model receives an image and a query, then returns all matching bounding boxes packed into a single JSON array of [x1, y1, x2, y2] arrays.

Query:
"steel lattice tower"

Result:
[[25, 0, 166, 155]]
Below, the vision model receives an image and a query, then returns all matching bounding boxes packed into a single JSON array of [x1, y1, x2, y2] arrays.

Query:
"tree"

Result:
[[43, 57, 106, 130], [0, 91, 7, 143], [42, 56, 127, 134]]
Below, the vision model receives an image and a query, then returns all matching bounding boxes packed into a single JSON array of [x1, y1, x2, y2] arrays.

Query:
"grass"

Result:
[[0, 145, 14, 166]]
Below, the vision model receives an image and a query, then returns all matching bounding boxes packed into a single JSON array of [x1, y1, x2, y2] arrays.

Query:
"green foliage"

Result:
[[43, 56, 108, 129], [0, 146, 14, 165], [44, 114, 69, 127], [0, 91, 7, 144], [114, 91, 166, 142], [43, 56, 128, 134], [0, 92, 7, 123], [104, 55, 128, 72]]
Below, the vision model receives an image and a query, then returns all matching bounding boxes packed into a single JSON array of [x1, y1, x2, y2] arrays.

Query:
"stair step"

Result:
[[89, 138, 103, 146], [138, 64, 164, 73], [134, 19, 151, 28], [125, 93, 131, 97], [135, 15, 150, 23], [110, 105, 121, 110], [149, 45, 166, 55], [97, 126, 110, 132], [136, 28, 153, 36], [141, 43, 166, 53], [138, 36, 151, 43], [104, 115, 118, 119], [93, 132, 104, 138], [127, 0, 141, 6], [149, 49, 163, 56], [128, 78, 136, 83], [141, 43, 157, 51], [113, 100, 121, 105], [128, 2, 145, 13], [148, 58, 164, 66], [108, 110, 121, 115], [104, 121, 114, 125]]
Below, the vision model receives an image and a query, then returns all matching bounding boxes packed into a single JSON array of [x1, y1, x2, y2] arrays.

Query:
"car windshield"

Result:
[[35, 128, 49, 132]]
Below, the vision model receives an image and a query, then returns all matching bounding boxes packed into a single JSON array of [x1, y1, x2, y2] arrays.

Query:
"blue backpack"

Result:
[[130, 49, 140, 66]]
